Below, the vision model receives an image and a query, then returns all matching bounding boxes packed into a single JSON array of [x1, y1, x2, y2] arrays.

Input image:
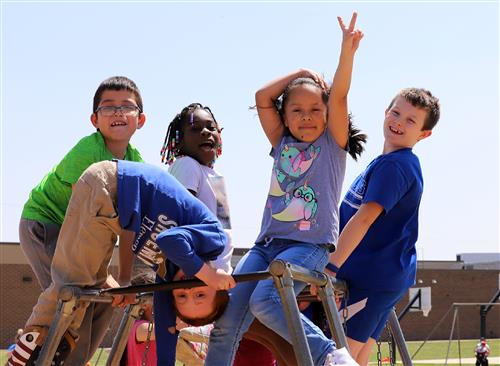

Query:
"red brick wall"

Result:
[[1, 256, 498, 348], [0, 264, 40, 347], [395, 268, 500, 340], [0, 263, 122, 348]]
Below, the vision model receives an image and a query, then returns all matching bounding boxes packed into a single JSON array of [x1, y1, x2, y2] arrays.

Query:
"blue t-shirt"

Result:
[[337, 148, 423, 291], [255, 130, 347, 245], [116, 160, 226, 365]]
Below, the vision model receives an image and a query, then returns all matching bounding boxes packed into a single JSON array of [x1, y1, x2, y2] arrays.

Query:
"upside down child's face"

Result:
[[178, 109, 222, 167], [172, 270, 218, 321]]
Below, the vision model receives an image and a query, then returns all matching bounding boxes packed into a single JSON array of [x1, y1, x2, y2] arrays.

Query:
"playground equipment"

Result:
[[411, 301, 500, 366], [480, 289, 500, 338], [34, 259, 414, 366]]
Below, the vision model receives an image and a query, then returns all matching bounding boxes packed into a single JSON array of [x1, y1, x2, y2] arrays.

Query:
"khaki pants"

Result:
[[26, 160, 121, 337]]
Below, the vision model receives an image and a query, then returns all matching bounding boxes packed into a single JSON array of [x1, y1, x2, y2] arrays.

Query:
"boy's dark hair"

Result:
[[92, 76, 143, 113], [388, 88, 440, 130], [160, 102, 220, 165], [174, 290, 229, 326], [275, 77, 367, 161]]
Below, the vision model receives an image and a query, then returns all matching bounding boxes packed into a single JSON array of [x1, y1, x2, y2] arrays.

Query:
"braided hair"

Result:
[[160, 103, 222, 165]]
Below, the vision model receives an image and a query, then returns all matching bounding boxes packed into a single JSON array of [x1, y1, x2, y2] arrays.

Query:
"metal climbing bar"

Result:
[[35, 273, 272, 366], [107, 259, 350, 366], [316, 276, 349, 349], [35, 287, 114, 366], [387, 309, 413, 366], [101, 270, 272, 295], [105, 295, 148, 366], [268, 259, 350, 366], [35, 260, 413, 366]]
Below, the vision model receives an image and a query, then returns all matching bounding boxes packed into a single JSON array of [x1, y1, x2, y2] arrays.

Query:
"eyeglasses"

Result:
[[96, 105, 141, 117], [293, 188, 317, 203]]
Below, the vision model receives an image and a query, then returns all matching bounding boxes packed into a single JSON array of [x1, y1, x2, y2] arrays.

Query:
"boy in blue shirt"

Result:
[[326, 88, 440, 365], [7, 160, 235, 366]]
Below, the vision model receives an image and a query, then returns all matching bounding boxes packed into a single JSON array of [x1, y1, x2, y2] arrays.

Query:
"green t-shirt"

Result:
[[22, 132, 143, 225]]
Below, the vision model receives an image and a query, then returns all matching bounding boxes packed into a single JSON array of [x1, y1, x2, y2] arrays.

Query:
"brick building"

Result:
[[0, 243, 498, 348], [394, 259, 499, 341]]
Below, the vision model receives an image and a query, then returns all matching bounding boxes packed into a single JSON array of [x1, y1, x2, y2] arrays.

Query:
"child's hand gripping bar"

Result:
[[99, 271, 272, 295]]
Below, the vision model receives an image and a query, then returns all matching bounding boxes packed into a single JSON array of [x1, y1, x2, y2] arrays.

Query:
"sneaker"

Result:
[[7, 327, 76, 366], [7, 327, 45, 366], [323, 347, 359, 366]]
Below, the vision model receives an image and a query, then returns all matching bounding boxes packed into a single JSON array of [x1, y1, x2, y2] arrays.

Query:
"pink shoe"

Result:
[[323, 347, 359, 366]]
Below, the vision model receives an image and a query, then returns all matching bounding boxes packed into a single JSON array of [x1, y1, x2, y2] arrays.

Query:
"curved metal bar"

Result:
[[100, 271, 271, 295], [45, 260, 413, 366]]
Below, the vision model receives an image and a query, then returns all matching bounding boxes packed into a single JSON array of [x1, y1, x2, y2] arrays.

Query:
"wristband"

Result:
[[325, 262, 340, 273]]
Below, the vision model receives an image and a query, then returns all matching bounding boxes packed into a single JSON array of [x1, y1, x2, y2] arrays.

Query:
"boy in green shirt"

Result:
[[19, 76, 146, 365]]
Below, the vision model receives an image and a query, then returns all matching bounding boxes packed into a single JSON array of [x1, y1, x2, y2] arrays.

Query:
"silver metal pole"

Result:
[[317, 277, 349, 349], [270, 260, 314, 366], [35, 296, 79, 365], [106, 302, 144, 366], [36, 286, 114, 366], [387, 309, 413, 366], [445, 306, 459, 366]]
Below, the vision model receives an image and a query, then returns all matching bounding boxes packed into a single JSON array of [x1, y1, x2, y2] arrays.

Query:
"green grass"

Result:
[[369, 339, 500, 366], [1, 339, 499, 365]]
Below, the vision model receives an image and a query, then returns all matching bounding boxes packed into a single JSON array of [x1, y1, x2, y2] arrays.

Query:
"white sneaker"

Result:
[[323, 347, 359, 366]]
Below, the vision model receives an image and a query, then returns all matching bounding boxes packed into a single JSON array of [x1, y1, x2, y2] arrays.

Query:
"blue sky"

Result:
[[1, 1, 499, 260]]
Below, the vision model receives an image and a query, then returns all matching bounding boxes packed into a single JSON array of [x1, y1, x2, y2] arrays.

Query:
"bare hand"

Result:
[[196, 264, 236, 291], [104, 274, 136, 308], [298, 68, 328, 91], [337, 12, 364, 53], [310, 268, 337, 296], [208, 268, 236, 291]]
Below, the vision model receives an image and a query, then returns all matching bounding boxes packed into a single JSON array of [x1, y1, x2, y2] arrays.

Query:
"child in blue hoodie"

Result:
[[7, 160, 234, 366]]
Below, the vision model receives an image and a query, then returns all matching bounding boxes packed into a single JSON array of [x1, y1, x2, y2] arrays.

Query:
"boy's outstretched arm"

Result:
[[328, 12, 364, 149], [328, 202, 383, 273], [256, 69, 327, 148], [158, 225, 236, 290]]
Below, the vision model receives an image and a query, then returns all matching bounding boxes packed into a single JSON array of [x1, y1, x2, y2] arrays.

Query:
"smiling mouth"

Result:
[[199, 142, 215, 150], [111, 121, 127, 127], [389, 126, 403, 135]]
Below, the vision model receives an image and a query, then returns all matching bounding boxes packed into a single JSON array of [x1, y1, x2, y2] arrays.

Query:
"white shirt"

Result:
[[169, 156, 233, 273]]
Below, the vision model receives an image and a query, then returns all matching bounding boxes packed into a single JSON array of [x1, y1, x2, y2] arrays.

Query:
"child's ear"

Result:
[[137, 113, 146, 129], [90, 113, 99, 128], [418, 129, 432, 141]]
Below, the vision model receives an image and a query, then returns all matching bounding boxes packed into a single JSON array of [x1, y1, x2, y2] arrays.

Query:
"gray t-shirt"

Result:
[[255, 130, 347, 245]]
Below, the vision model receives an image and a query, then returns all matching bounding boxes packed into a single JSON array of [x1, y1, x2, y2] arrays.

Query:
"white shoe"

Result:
[[323, 347, 359, 366]]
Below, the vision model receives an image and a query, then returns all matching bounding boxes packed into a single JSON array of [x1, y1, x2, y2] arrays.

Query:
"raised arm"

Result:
[[328, 12, 364, 148], [255, 69, 327, 148]]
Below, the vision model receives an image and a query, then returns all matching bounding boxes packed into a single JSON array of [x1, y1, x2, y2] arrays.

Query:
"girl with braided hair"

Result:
[[161, 103, 232, 273], [162, 103, 285, 365]]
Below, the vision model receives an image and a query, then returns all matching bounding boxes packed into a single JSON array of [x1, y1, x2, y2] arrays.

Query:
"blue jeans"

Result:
[[205, 239, 334, 366]]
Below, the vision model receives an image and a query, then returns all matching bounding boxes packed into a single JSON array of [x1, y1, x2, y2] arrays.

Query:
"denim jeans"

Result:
[[205, 238, 334, 366]]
